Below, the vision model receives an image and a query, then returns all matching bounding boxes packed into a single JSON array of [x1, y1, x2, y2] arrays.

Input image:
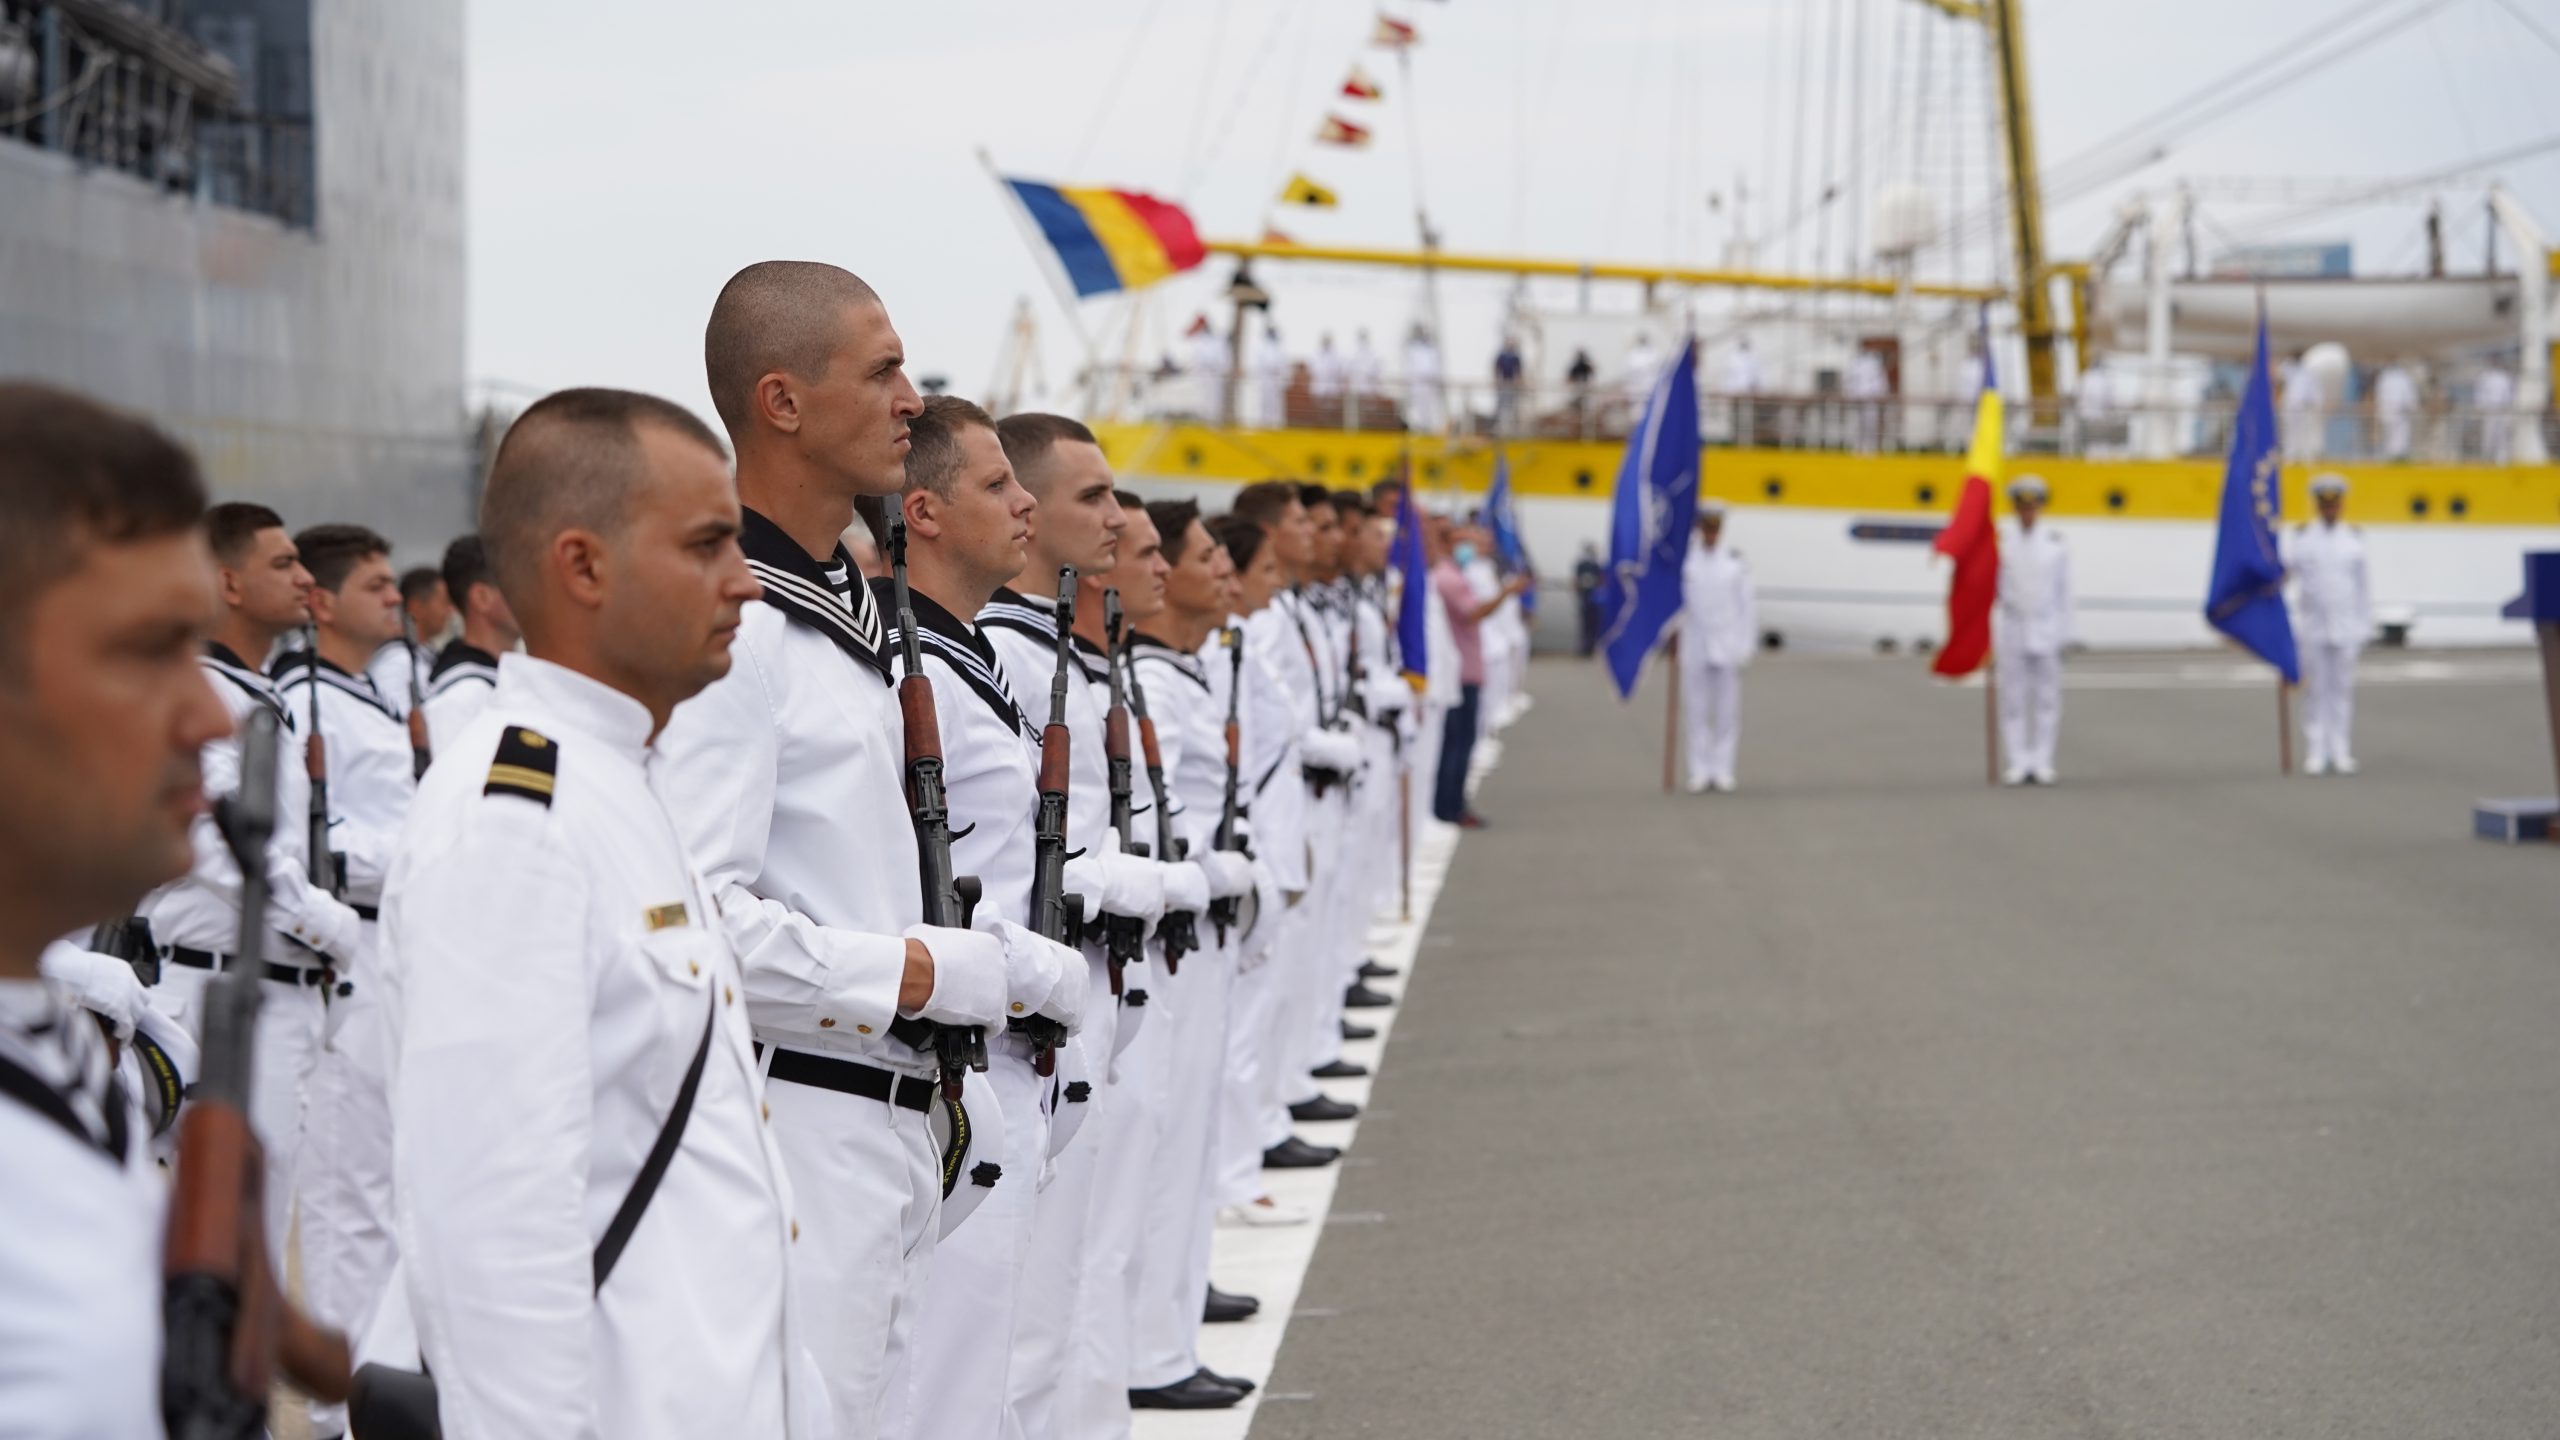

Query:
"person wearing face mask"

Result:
[[1428, 513, 1525, 827]]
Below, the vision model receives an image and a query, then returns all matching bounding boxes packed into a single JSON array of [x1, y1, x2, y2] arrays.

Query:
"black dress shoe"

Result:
[[1310, 1058, 1369, 1079], [1198, 1365, 1257, 1395], [1341, 1019, 1378, 1041], [1289, 1094, 1360, 1122], [1262, 1135, 1341, 1168], [1204, 1284, 1261, 1323], [1359, 958, 1401, 979], [1342, 982, 1394, 1009], [1130, 1373, 1247, 1409]]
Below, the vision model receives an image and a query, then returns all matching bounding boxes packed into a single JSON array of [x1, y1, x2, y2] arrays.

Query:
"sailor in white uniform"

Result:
[[141, 503, 367, 1259], [1250, 325, 1289, 429], [885, 396, 1088, 1440], [1349, 328, 1385, 417], [2288, 473, 2372, 775], [1188, 315, 1231, 424], [980, 414, 1178, 1440], [1677, 501, 1756, 793], [1995, 475, 2072, 786], [363, 564, 447, 718], [269, 521, 419, 1433], [0, 384, 232, 1439], [2474, 363, 2517, 465], [384, 386, 826, 1439], [2281, 353, 2325, 463], [1847, 348, 1890, 453], [420, 534, 517, 757], [651, 266, 1013, 1440], [2373, 360, 2420, 461], [1404, 324, 1446, 434]]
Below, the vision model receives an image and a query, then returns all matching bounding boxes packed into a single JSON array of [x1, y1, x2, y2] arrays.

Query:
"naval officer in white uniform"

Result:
[[0, 384, 234, 1439], [1677, 500, 1756, 793], [1996, 474, 2072, 786], [2288, 473, 2373, 775], [383, 385, 827, 1439]]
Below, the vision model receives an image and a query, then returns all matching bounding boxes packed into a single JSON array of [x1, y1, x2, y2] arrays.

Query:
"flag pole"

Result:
[[1983, 652, 2001, 786], [1662, 635, 1681, 793], [2277, 678, 2295, 775], [1398, 769, 1413, 921]]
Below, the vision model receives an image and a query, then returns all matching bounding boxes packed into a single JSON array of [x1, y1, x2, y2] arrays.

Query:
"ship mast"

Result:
[[1923, 0, 2060, 411]]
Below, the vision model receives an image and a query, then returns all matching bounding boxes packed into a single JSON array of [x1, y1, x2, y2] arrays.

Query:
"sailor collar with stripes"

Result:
[[202, 641, 294, 729], [1128, 632, 1209, 692], [270, 646, 400, 722], [739, 506, 889, 679], [876, 580, 1031, 737], [979, 585, 1108, 683], [427, 640, 500, 696]]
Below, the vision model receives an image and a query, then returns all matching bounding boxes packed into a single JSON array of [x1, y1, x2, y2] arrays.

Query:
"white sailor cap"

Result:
[[933, 1075, 1009, 1239], [1699, 498, 1731, 519], [2309, 472, 2349, 498], [2007, 474, 2049, 502]]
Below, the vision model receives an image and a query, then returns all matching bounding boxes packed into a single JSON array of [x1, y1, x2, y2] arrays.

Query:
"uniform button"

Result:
[[819, 1018, 836, 1029], [725, 985, 735, 1006], [791, 1220, 800, 1242], [688, 961, 701, 977], [762, 1103, 771, 1122], [855, 1023, 873, 1035], [1011, 1001, 1026, 1014]]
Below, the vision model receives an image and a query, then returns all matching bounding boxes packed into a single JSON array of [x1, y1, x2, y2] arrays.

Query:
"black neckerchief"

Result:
[[1129, 632, 1210, 691], [1280, 587, 1336, 712], [739, 506, 888, 679], [885, 582, 1029, 736], [204, 641, 293, 730]]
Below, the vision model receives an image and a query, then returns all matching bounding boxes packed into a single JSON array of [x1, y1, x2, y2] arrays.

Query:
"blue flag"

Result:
[[2204, 313, 2300, 683], [1596, 339, 1702, 698], [1484, 450, 1536, 617], [1391, 487, 1431, 683]]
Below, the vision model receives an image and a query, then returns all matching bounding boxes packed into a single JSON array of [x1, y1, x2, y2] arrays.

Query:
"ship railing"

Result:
[[1091, 365, 2558, 468]]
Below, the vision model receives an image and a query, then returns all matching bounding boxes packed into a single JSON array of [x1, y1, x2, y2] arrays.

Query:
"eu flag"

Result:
[[1391, 484, 1431, 683], [2204, 313, 2300, 682], [1596, 339, 1701, 698], [1484, 450, 1535, 617]]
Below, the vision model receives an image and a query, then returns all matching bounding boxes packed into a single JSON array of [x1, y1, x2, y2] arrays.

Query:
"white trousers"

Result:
[[300, 975, 400, 1437], [151, 964, 324, 1259], [1299, 785, 1359, 1075], [1996, 647, 2064, 777], [1212, 925, 1281, 1207], [1061, 973, 1171, 1440], [1129, 935, 1234, 1391], [2380, 413, 2413, 459], [2301, 641, 2359, 765], [894, 1042, 1049, 1440], [1008, 952, 1118, 1439], [1679, 659, 1743, 788], [765, 1059, 942, 1440]]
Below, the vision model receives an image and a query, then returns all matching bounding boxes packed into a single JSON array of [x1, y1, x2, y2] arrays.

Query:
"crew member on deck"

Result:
[[1996, 475, 2071, 786], [1677, 500, 1756, 794], [2288, 473, 2372, 776]]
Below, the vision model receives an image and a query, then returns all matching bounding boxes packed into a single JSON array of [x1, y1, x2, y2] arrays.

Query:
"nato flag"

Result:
[[1596, 339, 1702, 698], [1392, 483, 1431, 681], [2205, 313, 2300, 683], [1485, 450, 1536, 616]]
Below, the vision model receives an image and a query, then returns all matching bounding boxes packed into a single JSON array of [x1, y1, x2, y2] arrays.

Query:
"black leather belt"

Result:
[[166, 946, 331, 988], [759, 1045, 935, 1112], [352, 903, 380, 922]]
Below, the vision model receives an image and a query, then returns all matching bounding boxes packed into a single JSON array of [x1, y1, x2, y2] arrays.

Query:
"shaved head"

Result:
[[479, 388, 730, 614], [703, 260, 884, 438]]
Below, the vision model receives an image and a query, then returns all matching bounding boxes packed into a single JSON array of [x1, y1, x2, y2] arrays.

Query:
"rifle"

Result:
[[162, 707, 351, 1437], [887, 516, 988, 1103], [1092, 590, 1147, 1003], [1206, 627, 1249, 945], [398, 613, 431, 779], [1119, 622, 1194, 974], [298, 623, 340, 899], [1019, 566, 1082, 1077]]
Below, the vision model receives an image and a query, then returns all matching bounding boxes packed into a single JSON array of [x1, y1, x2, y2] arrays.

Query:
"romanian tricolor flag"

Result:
[[1930, 355, 2003, 679], [1003, 178, 1207, 298], [1315, 114, 1372, 148], [1342, 66, 1383, 100]]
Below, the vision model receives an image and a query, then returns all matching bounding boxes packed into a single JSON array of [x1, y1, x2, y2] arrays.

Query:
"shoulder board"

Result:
[[484, 726, 559, 808]]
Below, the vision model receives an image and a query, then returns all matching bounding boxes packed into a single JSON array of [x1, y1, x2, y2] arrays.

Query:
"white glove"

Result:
[[1301, 729, 1363, 773], [904, 923, 1009, 1029], [1159, 860, 1210, 915], [981, 917, 1084, 1034], [1195, 849, 1255, 898], [1068, 834, 1167, 923], [40, 942, 145, 1035], [1368, 675, 1411, 718]]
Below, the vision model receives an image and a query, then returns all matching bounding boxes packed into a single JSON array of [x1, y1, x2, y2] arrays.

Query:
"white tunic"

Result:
[[0, 980, 162, 1440], [365, 638, 430, 719], [910, 590, 1042, 927], [2287, 521, 2371, 649], [272, 651, 418, 909], [1679, 539, 1758, 668], [421, 641, 501, 760], [384, 654, 817, 1440], [1995, 522, 2073, 659]]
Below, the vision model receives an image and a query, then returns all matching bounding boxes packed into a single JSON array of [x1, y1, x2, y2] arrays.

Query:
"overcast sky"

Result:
[[467, 0, 2560, 417]]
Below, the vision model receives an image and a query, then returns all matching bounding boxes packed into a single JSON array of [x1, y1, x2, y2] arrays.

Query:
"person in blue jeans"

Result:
[[1427, 515, 1525, 826]]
